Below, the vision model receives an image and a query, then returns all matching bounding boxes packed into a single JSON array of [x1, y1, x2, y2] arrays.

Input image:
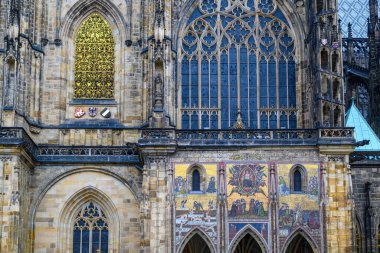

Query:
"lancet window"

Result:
[[73, 202, 109, 253], [178, 0, 297, 129], [74, 14, 115, 99]]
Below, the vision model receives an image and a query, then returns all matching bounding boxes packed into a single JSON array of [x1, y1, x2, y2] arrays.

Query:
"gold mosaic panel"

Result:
[[74, 14, 115, 99]]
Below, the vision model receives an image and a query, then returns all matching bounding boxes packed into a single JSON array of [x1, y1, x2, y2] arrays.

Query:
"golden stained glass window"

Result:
[[74, 14, 115, 99]]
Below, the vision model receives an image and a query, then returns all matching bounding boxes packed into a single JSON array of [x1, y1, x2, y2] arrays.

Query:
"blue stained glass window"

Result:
[[294, 170, 302, 192], [280, 113, 288, 129], [179, 0, 297, 129], [202, 112, 209, 129], [290, 113, 297, 129], [192, 169, 201, 191], [181, 58, 189, 107], [260, 58, 268, 107], [270, 112, 277, 129], [269, 58, 276, 107], [261, 112, 268, 129], [201, 58, 209, 107], [279, 58, 287, 107], [182, 112, 189, 129], [73, 202, 108, 253], [191, 111, 198, 129]]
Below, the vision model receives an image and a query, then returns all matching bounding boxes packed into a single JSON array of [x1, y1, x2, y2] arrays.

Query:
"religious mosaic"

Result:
[[174, 163, 218, 246], [74, 14, 115, 99], [277, 163, 320, 243], [227, 163, 268, 219], [228, 222, 269, 244]]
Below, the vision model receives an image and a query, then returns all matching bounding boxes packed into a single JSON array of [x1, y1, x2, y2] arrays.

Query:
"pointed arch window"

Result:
[[74, 14, 115, 99], [290, 165, 307, 193], [73, 202, 109, 253], [178, 0, 297, 129], [293, 170, 302, 192], [192, 169, 201, 191]]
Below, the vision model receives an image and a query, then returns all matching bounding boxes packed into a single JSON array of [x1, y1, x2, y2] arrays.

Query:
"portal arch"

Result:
[[177, 228, 216, 253], [282, 228, 319, 253], [229, 225, 268, 253]]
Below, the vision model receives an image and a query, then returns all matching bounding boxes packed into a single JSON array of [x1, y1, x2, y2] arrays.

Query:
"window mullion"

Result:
[[237, 45, 241, 116], [89, 224, 93, 253]]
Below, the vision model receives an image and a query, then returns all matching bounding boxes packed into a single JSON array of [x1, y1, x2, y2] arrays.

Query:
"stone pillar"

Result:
[[218, 162, 227, 253], [0, 156, 31, 253], [323, 155, 354, 253], [269, 162, 278, 253], [143, 157, 170, 253]]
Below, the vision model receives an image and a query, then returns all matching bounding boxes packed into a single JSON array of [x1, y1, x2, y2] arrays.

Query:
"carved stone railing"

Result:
[[318, 128, 354, 138], [139, 129, 176, 145], [139, 128, 354, 147], [176, 129, 318, 143], [37, 145, 140, 163], [0, 128, 141, 164]]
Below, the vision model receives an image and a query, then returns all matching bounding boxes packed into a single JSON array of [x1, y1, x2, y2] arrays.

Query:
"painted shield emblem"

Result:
[[332, 42, 339, 49], [74, 108, 85, 118], [88, 107, 97, 117], [321, 39, 328, 46], [100, 108, 111, 118]]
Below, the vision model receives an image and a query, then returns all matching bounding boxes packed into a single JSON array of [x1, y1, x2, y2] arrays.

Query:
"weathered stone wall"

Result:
[[352, 166, 380, 253], [31, 167, 142, 253], [0, 156, 32, 253]]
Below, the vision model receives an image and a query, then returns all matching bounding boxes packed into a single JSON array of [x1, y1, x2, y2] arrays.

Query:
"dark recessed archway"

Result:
[[285, 233, 314, 253], [182, 233, 211, 253], [232, 233, 263, 253]]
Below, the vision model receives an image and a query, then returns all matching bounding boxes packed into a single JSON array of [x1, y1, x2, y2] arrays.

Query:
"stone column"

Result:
[[324, 155, 354, 253], [0, 156, 31, 253], [143, 157, 170, 253], [269, 162, 278, 253], [218, 162, 227, 253]]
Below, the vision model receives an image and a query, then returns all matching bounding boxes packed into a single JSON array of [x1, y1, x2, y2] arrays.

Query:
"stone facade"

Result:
[[0, 0, 378, 252]]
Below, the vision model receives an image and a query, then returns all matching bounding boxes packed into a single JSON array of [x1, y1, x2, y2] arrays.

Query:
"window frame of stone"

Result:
[[59, 6, 128, 116], [289, 164, 308, 194], [57, 186, 121, 252], [186, 164, 207, 194]]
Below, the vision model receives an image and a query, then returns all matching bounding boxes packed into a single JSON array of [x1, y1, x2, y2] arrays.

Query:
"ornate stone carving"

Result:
[[328, 156, 345, 163]]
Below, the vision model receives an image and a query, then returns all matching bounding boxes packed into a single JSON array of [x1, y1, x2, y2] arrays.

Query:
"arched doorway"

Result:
[[182, 233, 211, 253], [233, 233, 263, 253], [285, 233, 314, 253]]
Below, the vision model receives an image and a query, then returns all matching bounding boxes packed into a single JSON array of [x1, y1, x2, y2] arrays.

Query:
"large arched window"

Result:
[[74, 14, 115, 99], [178, 0, 297, 129], [73, 202, 109, 253]]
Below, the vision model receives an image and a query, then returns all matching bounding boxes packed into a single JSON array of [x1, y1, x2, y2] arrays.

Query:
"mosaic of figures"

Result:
[[277, 163, 321, 245], [174, 163, 218, 247], [227, 163, 269, 219], [228, 222, 269, 245]]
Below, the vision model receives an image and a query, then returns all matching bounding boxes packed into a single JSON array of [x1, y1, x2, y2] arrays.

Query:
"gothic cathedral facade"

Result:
[[0, 0, 378, 252]]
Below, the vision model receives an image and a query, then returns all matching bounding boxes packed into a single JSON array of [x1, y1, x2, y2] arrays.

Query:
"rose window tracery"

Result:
[[179, 0, 297, 129]]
